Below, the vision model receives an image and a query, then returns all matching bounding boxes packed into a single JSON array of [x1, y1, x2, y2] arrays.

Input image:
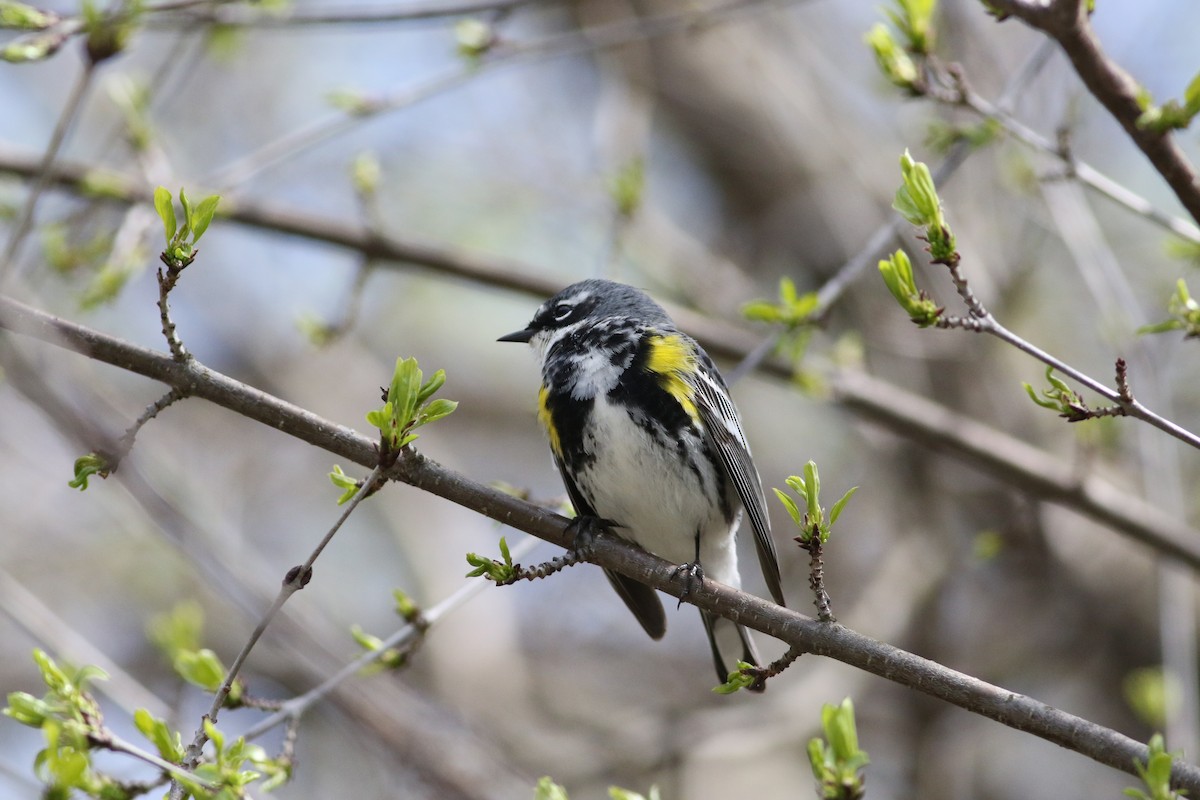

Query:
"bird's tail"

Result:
[[701, 610, 764, 693]]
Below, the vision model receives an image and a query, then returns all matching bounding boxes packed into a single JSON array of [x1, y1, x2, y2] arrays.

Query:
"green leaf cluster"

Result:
[[878, 249, 942, 326], [883, 0, 935, 53], [147, 603, 243, 704], [743, 277, 821, 373], [894, 150, 956, 263], [1138, 278, 1200, 339], [1022, 366, 1087, 420], [1125, 734, 1184, 800], [3, 650, 118, 797], [774, 461, 857, 545], [925, 117, 1001, 154], [465, 536, 516, 582], [864, 24, 918, 91], [178, 719, 290, 798], [1137, 72, 1200, 133], [1123, 667, 1177, 731], [712, 659, 759, 695], [154, 186, 221, 269], [743, 276, 818, 328], [864, 0, 936, 91], [328, 464, 361, 505], [68, 452, 110, 490], [807, 698, 870, 800], [366, 357, 458, 452], [82, 0, 140, 64], [350, 624, 408, 674]]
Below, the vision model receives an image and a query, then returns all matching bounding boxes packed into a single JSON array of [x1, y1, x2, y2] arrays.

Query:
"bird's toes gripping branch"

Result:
[[671, 561, 705, 610]]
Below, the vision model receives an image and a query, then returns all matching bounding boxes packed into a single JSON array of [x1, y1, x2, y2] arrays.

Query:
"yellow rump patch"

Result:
[[537, 385, 562, 457], [646, 334, 700, 422]]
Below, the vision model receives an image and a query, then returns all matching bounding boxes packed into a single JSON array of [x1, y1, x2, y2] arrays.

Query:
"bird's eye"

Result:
[[552, 303, 573, 321]]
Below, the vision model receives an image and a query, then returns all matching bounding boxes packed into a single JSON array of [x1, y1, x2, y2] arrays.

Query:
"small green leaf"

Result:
[[803, 461, 821, 524], [393, 588, 419, 622], [0, 0, 58, 30], [134, 708, 183, 762], [417, 369, 446, 405], [178, 186, 193, 237], [154, 188, 177, 241], [329, 465, 361, 505], [773, 487, 803, 528], [3, 691, 51, 726], [190, 194, 221, 241], [350, 624, 384, 652], [829, 486, 858, 525], [418, 398, 458, 426], [1135, 319, 1183, 335], [176, 648, 226, 692], [864, 22, 918, 89], [742, 300, 783, 324], [68, 452, 110, 490]]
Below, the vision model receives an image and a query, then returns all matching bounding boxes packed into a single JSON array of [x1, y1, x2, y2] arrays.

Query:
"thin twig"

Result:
[[147, 0, 538, 27], [241, 536, 542, 741], [202, 0, 806, 187], [0, 61, 97, 283], [95, 731, 218, 792], [170, 464, 384, 797], [114, 387, 187, 463]]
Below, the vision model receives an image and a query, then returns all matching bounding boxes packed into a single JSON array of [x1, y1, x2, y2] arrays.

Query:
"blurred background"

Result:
[[2, 0, 1200, 797]]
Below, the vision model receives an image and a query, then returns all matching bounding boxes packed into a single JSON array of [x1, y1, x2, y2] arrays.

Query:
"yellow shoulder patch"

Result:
[[645, 334, 700, 423], [537, 385, 562, 457]]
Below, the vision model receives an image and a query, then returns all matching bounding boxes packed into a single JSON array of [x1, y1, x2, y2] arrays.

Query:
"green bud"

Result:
[[455, 17, 494, 58], [864, 23, 918, 89], [0, 0, 58, 30]]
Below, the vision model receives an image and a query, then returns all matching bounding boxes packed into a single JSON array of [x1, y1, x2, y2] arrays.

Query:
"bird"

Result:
[[499, 278, 785, 685]]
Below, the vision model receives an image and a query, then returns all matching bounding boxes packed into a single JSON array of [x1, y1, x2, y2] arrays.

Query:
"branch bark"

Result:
[[2, 293, 1198, 791]]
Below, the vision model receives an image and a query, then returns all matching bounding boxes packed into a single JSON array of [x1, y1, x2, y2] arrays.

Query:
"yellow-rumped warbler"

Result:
[[500, 278, 785, 685]]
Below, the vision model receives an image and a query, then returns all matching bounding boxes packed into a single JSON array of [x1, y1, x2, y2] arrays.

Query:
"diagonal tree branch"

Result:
[[986, 0, 1200, 224], [1, 293, 1198, 790]]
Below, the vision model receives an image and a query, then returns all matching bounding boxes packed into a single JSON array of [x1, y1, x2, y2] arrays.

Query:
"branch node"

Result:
[[284, 565, 313, 589]]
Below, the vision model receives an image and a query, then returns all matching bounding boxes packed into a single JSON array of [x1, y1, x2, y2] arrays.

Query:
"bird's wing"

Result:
[[551, 453, 666, 640], [690, 352, 785, 607]]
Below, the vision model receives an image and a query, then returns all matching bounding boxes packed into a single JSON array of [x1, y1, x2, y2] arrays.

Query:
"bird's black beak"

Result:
[[498, 328, 535, 343]]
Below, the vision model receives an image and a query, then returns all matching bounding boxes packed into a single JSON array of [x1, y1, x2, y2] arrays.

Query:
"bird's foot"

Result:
[[565, 514, 618, 561], [672, 561, 705, 608]]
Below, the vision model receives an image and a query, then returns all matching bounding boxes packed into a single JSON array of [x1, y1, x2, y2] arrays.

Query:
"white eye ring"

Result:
[[553, 303, 573, 321]]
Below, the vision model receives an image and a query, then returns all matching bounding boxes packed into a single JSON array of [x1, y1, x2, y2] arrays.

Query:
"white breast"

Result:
[[575, 394, 742, 587]]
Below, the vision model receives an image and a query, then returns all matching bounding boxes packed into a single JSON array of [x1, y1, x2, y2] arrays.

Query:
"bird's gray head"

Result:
[[498, 279, 672, 355]]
